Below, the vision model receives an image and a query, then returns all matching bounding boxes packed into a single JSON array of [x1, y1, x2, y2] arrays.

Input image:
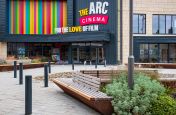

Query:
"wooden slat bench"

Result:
[[53, 72, 113, 115]]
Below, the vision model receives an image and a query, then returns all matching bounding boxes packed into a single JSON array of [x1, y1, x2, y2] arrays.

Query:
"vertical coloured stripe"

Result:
[[9, 0, 67, 34]]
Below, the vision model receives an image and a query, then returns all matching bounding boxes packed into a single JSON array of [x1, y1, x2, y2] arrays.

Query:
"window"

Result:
[[152, 15, 159, 34], [153, 14, 176, 34], [159, 15, 166, 34], [133, 14, 146, 34]]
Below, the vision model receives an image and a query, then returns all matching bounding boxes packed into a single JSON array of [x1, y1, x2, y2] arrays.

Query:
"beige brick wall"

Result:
[[122, 0, 176, 64], [0, 42, 7, 59]]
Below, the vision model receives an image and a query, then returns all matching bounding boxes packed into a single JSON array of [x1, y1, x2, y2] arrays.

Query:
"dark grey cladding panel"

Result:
[[73, 0, 118, 64], [134, 36, 176, 43], [0, 0, 7, 34], [0, 32, 110, 43], [67, 0, 74, 26]]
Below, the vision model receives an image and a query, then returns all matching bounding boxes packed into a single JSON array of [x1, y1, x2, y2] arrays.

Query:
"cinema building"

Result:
[[0, 0, 119, 64], [0, 0, 176, 64]]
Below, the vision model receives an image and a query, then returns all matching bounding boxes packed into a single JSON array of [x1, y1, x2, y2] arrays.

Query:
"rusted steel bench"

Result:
[[53, 72, 113, 115]]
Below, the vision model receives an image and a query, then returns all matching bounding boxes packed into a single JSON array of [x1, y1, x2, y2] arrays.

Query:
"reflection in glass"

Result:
[[166, 15, 172, 34], [139, 14, 146, 34], [133, 15, 138, 33], [139, 44, 148, 63], [169, 44, 176, 62], [160, 44, 168, 63], [159, 15, 166, 34], [149, 44, 158, 63], [172, 16, 176, 34], [152, 15, 159, 34]]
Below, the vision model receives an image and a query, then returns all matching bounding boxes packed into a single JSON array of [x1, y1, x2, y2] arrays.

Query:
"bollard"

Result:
[[48, 61, 51, 73], [95, 48, 98, 69], [19, 63, 23, 85], [14, 61, 17, 78], [97, 71, 99, 78], [25, 75, 32, 115], [44, 64, 48, 87], [104, 59, 106, 67], [72, 60, 74, 70]]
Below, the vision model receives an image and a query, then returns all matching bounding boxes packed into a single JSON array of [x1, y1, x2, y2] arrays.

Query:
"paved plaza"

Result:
[[0, 65, 176, 115], [0, 65, 120, 115]]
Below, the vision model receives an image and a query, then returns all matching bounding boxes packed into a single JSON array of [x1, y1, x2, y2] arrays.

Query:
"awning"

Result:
[[0, 32, 110, 43]]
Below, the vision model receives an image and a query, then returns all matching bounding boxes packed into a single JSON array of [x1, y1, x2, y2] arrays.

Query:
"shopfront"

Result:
[[134, 36, 176, 63], [0, 0, 118, 64]]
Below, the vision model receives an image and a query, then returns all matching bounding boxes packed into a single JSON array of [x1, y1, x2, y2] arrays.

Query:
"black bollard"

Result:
[[104, 59, 106, 67], [25, 75, 32, 115], [19, 63, 23, 85], [14, 61, 17, 78], [48, 61, 51, 73], [95, 48, 98, 69], [72, 60, 74, 70], [44, 64, 48, 87]]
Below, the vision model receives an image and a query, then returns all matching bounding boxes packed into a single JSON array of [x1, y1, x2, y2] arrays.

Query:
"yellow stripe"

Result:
[[30, 1, 34, 34], [54, 1, 57, 29], [63, 1, 67, 27], [51, 2, 53, 34]]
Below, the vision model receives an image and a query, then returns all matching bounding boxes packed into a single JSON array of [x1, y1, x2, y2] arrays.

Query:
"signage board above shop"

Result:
[[55, 1, 109, 34]]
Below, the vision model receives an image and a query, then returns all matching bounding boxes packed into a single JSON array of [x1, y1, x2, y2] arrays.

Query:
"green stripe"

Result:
[[55, 1, 57, 33], [26, 1, 30, 34], [52, 2, 55, 34], [38, 1, 41, 34]]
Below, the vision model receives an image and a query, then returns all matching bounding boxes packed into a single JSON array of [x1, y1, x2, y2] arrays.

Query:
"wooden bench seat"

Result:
[[53, 72, 113, 115]]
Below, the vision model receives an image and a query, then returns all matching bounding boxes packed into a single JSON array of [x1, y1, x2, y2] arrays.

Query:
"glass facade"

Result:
[[133, 14, 146, 34], [138, 43, 176, 63], [152, 14, 176, 34]]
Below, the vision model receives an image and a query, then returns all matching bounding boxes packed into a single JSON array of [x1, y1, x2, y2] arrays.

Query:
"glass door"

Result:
[[149, 44, 159, 63], [159, 44, 168, 63]]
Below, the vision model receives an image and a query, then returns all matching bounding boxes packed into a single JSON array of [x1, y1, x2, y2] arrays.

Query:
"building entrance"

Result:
[[72, 43, 105, 64]]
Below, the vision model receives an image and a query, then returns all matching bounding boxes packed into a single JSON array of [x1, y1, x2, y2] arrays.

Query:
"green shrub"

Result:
[[0, 58, 7, 65], [149, 95, 176, 115], [105, 72, 166, 115], [31, 59, 41, 63], [41, 57, 49, 62]]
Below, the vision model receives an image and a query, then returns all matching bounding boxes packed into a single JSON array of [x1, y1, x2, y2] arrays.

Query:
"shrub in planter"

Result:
[[149, 95, 176, 115], [105, 72, 166, 115], [0, 58, 6, 65]]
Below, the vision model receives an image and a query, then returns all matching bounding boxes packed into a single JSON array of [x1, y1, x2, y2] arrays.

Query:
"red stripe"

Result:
[[19, 1, 23, 34], [60, 1, 63, 33], [47, 1, 51, 34], [34, 1, 36, 34]]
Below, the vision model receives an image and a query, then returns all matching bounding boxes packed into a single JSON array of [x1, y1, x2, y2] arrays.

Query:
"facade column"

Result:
[[0, 42, 7, 59]]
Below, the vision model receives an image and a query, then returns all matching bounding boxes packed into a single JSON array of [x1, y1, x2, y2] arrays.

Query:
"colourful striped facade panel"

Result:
[[9, 0, 67, 34]]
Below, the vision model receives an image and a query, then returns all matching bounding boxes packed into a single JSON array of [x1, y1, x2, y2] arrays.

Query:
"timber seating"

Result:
[[80, 70, 118, 83], [53, 72, 113, 115]]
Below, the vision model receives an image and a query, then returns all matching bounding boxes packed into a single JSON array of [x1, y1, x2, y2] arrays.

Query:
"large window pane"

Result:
[[139, 44, 149, 63], [169, 44, 176, 62], [153, 15, 159, 34], [149, 44, 158, 63], [159, 15, 166, 34], [139, 14, 146, 34], [166, 15, 172, 34], [133, 15, 139, 33], [172, 16, 176, 34], [159, 44, 168, 63]]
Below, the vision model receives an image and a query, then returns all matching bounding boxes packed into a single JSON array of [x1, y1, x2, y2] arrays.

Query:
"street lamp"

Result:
[[128, 0, 134, 90]]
